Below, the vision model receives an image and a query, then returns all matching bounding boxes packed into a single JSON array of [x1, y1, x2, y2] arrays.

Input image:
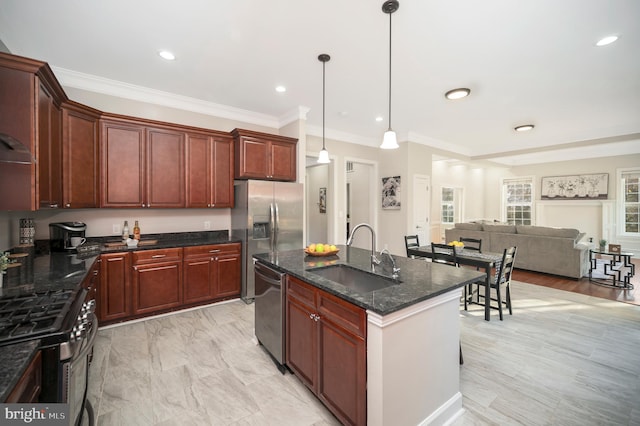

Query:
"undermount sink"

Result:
[[308, 264, 401, 294]]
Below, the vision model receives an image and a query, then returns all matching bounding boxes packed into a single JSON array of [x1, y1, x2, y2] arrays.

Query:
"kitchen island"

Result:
[[254, 246, 484, 426]]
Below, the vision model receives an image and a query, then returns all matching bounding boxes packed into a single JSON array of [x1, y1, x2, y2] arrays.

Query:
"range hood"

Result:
[[0, 133, 35, 164]]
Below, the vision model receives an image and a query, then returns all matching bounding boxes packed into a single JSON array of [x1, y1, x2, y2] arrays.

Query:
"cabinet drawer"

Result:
[[133, 248, 182, 264], [286, 275, 316, 308], [318, 292, 366, 339], [184, 243, 240, 258]]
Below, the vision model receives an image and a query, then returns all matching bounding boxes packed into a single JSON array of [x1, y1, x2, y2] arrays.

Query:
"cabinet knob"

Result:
[[66, 203, 71, 208], [50, 203, 59, 208]]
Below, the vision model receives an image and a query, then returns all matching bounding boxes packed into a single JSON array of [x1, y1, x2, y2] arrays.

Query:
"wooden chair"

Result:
[[404, 235, 420, 258], [471, 246, 517, 320], [430, 243, 458, 266], [430, 243, 464, 364], [459, 237, 482, 252]]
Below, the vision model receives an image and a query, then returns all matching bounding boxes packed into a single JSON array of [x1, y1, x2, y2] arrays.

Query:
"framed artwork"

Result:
[[319, 187, 326, 213], [608, 244, 621, 254], [381, 176, 401, 209], [541, 173, 608, 200]]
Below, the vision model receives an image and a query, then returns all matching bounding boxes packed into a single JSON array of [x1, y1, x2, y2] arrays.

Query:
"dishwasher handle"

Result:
[[254, 263, 284, 287]]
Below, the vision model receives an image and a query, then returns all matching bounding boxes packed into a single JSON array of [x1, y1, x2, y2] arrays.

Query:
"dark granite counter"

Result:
[[0, 340, 40, 401], [92, 230, 238, 253], [253, 245, 485, 316]]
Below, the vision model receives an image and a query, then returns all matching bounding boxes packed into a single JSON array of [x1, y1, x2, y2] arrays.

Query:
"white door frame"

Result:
[[342, 156, 378, 246], [412, 174, 431, 245]]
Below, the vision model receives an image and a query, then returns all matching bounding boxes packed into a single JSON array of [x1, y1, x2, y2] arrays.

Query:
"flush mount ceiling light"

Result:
[[275, 85, 286, 93], [596, 35, 619, 47], [445, 88, 471, 100], [158, 50, 175, 60], [380, 0, 400, 150], [514, 124, 535, 132], [317, 53, 331, 164]]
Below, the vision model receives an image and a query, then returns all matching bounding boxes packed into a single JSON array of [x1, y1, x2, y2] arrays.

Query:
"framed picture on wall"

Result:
[[541, 173, 608, 200], [381, 176, 401, 209], [319, 187, 326, 213]]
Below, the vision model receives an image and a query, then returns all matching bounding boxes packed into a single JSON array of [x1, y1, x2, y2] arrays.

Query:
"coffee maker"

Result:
[[49, 222, 87, 252]]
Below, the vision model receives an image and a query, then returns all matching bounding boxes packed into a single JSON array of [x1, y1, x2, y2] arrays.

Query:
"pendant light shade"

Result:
[[380, 0, 399, 150], [317, 53, 331, 163]]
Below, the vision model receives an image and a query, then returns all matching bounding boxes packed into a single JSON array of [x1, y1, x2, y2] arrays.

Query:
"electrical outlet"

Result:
[[204, 221, 211, 230], [113, 224, 120, 234]]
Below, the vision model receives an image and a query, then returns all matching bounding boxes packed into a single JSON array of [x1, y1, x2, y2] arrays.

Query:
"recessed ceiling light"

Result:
[[596, 35, 619, 47], [514, 124, 535, 132], [445, 88, 471, 100], [158, 50, 175, 60], [275, 86, 286, 93], [375, 116, 384, 122]]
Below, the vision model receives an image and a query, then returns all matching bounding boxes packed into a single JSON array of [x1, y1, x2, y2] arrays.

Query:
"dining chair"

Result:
[[429, 242, 464, 364], [472, 246, 517, 320], [404, 235, 420, 258], [459, 237, 482, 252]]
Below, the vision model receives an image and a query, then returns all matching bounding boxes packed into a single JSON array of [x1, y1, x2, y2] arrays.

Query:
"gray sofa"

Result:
[[444, 223, 590, 279]]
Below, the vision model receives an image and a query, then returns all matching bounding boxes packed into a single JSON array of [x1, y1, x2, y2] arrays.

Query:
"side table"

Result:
[[589, 249, 635, 289]]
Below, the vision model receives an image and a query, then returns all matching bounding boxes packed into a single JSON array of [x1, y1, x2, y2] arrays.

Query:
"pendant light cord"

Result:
[[323, 59, 326, 149], [388, 9, 392, 131]]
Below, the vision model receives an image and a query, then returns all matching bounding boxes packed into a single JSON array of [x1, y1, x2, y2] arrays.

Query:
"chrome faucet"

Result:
[[346, 223, 380, 270], [379, 248, 400, 279]]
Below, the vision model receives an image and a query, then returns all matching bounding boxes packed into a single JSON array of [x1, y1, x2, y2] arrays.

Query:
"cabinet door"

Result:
[[132, 260, 183, 315], [62, 104, 99, 208], [183, 255, 214, 304], [211, 136, 234, 207], [269, 139, 296, 181], [318, 318, 366, 426], [146, 127, 185, 208], [215, 252, 241, 298], [37, 82, 62, 209], [286, 295, 317, 389], [100, 120, 145, 207], [235, 136, 269, 179], [99, 252, 131, 322], [185, 133, 211, 208]]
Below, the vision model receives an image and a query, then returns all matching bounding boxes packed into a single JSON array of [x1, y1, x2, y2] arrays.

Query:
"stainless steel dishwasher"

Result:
[[254, 260, 286, 372]]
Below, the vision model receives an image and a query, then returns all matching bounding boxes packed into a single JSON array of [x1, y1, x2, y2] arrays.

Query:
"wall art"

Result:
[[319, 187, 326, 213], [381, 176, 401, 209], [541, 173, 608, 200]]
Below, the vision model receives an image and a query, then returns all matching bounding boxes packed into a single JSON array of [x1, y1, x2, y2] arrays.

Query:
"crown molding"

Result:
[[52, 66, 281, 129]]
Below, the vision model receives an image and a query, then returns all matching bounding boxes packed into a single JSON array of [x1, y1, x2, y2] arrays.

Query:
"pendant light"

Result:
[[380, 0, 400, 150], [317, 54, 331, 164]]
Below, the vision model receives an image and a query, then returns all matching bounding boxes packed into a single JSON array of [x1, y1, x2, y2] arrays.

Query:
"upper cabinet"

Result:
[[100, 116, 185, 208], [62, 101, 101, 208], [232, 128, 297, 181], [186, 132, 234, 208], [0, 52, 67, 211]]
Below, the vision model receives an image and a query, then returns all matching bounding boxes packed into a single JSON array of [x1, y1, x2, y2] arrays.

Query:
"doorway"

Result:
[[345, 160, 376, 249], [305, 157, 331, 245], [412, 175, 431, 244]]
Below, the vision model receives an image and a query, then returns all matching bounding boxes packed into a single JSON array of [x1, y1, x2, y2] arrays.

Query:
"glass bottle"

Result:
[[122, 220, 129, 241], [133, 220, 141, 240]]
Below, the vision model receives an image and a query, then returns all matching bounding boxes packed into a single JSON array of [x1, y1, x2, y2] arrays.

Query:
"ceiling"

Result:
[[1, 0, 639, 166]]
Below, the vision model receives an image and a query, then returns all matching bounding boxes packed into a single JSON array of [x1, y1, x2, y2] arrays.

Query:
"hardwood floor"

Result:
[[512, 258, 639, 306]]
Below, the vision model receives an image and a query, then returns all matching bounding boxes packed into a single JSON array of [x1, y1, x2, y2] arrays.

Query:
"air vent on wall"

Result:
[[346, 161, 354, 173]]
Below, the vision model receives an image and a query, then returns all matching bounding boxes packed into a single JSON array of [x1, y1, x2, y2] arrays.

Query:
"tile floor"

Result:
[[88, 281, 640, 425]]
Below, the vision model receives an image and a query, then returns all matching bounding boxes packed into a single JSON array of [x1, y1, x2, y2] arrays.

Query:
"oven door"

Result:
[[61, 312, 98, 426]]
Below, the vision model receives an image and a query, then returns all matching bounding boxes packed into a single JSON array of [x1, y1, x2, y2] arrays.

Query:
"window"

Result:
[[441, 187, 454, 223], [503, 178, 533, 225], [620, 169, 640, 234]]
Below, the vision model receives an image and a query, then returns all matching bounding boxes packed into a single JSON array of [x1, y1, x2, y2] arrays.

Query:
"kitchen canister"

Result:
[[19, 218, 35, 245]]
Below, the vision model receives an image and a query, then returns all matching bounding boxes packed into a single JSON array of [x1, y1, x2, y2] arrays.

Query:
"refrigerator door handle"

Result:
[[269, 203, 276, 251], [274, 202, 280, 249]]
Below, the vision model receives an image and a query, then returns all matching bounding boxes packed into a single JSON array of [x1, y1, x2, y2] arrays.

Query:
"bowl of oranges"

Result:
[[304, 243, 339, 257]]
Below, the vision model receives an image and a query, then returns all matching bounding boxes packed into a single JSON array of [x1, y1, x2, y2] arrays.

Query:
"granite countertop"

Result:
[[253, 245, 485, 316], [93, 230, 239, 252], [0, 340, 40, 401]]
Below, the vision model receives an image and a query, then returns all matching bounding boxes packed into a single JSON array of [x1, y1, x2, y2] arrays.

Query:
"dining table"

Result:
[[406, 245, 503, 321]]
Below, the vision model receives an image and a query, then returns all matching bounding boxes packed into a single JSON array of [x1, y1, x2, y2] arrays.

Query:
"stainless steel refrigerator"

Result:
[[231, 180, 303, 302]]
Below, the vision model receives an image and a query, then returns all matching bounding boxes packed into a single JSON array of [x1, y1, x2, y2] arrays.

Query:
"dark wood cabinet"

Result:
[[99, 252, 132, 323], [286, 275, 367, 426], [232, 128, 297, 181], [183, 243, 241, 303], [146, 127, 185, 208], [0, 52, 66, 211], [5, 350, 42, 403], [62, 101, 100, 208], [132, 248, 183, 315], [185, 132, 234, 208]]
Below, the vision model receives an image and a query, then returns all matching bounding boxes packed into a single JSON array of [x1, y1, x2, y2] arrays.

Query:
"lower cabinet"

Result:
[[132, 248, 183, 315], [5, 350, 42, 403], [183, 243, 241, 304], [98, 243, 240, 324], [286, 275, 367, 426], [99, 252, 132, 323]]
